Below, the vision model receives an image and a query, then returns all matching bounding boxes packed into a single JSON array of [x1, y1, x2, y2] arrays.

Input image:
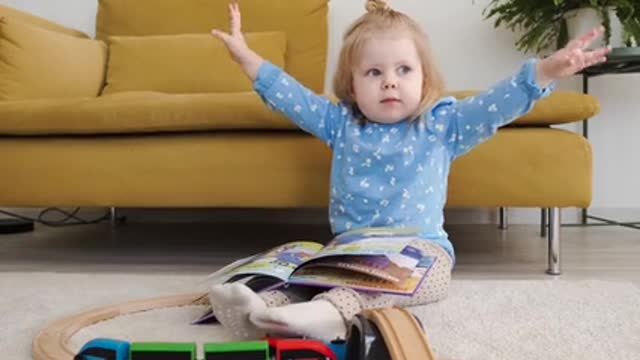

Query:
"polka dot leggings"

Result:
[[258, 240, 452, 322]]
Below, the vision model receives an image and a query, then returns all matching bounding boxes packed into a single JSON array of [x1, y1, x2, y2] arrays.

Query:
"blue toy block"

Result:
[[327, 339, 347, 360], [75, 338, 130, 360]]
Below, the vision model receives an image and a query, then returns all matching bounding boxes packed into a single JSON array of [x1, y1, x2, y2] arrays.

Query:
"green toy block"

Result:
[[204, 340, 269, 360], [130, 342, 196, 360]]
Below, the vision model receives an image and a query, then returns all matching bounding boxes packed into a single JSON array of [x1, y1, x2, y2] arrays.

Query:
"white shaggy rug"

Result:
[[2, 272, 639, 360]]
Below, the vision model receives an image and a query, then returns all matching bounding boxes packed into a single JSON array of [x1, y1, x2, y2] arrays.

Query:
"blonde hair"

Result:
[[333, 0, 445, 122]]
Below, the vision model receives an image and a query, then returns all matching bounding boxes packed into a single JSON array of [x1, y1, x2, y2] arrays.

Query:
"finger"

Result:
[[578, 26, 605, 49], [230, 1, 238, 17], [585, 50, 609, 67], [230, 1, 242, 36], [566, 26, 604, 51], [580, 47, 610, 67], [583, 52, 599, 67], [565, 38, 583, 51], [211, 29, 230, 42], [588, 47, 612, 59], [227, 3, 237, 33]]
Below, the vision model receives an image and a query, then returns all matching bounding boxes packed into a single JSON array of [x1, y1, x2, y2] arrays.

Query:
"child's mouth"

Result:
[[381, 98, 401, 103]]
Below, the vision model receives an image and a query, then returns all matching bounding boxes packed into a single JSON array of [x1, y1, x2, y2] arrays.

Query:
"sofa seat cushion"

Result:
[[0, 128, 591, 208], [0, 92, 297, 135], [447, 128, 592, 207]]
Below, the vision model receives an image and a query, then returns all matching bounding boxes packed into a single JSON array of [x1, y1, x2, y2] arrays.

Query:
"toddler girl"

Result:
[[209, 0, 610, 341]]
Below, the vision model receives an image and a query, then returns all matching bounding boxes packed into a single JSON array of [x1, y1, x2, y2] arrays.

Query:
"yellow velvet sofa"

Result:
[[0, 0, 599, 275]]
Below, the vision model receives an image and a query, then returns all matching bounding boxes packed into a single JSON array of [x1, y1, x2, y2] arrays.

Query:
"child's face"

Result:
[[351, 31, 423, 124]]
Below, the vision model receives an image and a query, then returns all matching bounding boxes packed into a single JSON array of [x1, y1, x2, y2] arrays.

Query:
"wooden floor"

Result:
[[0, 215, 638, 285]]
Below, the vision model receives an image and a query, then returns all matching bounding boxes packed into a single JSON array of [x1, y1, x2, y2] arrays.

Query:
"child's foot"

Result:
[[208, 283, 268, 339], [249, 300, 347, 341]]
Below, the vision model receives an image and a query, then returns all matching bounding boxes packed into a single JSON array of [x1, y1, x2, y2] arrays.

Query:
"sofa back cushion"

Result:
[[0, 18, 107, 101], [96, 0, 328, 93], [102, 32, 286, 95], [0, 4, 89, 38]]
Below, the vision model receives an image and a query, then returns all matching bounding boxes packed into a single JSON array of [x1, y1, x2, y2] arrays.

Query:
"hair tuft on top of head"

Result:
[[365, 0, 391, 13]]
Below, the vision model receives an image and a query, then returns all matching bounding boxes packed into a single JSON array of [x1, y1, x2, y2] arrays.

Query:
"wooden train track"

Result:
[[32, 292, 207, 360], [360, 307, 437, 360]]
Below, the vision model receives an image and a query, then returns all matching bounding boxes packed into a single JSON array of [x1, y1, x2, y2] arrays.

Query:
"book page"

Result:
[[310, 228, 422, 258], [299, 255, 414, 284], [293, 228, 425, 283], [207, 241, 323, 284], [288, 255, 436, 296]]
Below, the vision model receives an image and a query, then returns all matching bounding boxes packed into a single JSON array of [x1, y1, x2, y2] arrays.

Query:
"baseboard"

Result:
[[581, 207, 640, 224], [444, 208, 582, 225], [2, 207, 639, 226]]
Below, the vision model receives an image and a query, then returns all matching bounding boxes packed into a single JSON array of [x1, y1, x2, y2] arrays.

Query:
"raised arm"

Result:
[[211, 1, 263, 81], [428, 26, 611, 159], [211, 1, 346, 146]]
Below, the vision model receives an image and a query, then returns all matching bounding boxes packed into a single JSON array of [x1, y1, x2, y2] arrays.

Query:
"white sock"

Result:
[[208, 283, 267, 339], [249, 300, 347, 342]]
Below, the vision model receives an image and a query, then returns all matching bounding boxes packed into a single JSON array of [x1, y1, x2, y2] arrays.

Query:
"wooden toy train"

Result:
[[74, 307, 436, 360], [75, 337, 344, 360]]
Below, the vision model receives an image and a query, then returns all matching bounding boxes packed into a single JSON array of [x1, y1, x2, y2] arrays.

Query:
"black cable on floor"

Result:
[[0, 207, 111, 227]]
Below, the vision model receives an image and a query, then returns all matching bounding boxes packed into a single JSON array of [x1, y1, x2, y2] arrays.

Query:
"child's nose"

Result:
[[383, 82, 398, 90]]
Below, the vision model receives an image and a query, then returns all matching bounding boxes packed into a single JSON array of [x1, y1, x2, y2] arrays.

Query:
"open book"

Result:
[[193, 228, 437, 324]]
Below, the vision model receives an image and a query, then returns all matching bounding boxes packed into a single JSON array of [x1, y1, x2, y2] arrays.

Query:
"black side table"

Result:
[[578, 47, 640, 229]]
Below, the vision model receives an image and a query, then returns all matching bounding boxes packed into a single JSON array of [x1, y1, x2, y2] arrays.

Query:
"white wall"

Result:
[[2, 0, 639, 224], [1, 0, 97, 37]]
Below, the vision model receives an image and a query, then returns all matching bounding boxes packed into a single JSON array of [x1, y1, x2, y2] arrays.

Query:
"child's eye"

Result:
[[366, 68, 381, 76], [398, 65, 412, 74]]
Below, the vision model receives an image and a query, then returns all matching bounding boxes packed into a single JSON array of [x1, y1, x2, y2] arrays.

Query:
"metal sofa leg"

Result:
[[540, 208, 549, 238], [110, 207, 118, 226], [498, 207, 508, 230], [109, 207, 128, 225], [546, 207, 561, 275]]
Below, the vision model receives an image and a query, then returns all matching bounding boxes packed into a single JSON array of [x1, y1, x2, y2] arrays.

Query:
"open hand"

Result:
[[211, 1, 263, 80], [211, 1, 250, 64], [537, 26, 612, 86]]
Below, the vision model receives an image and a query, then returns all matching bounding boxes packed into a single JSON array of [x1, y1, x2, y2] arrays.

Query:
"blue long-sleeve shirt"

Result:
[[254, 59, 554, 262]]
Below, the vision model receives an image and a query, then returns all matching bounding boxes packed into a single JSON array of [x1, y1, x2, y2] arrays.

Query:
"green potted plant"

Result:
[[481, 0, 639, 54]]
